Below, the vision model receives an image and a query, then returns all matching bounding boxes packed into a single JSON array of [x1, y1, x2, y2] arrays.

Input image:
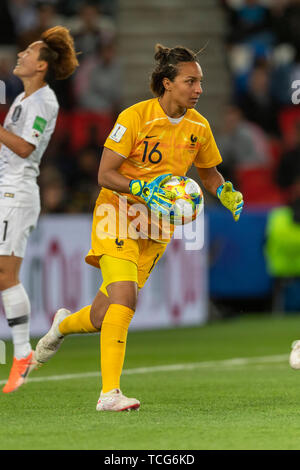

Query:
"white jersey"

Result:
[[0, 84, 59, 206]]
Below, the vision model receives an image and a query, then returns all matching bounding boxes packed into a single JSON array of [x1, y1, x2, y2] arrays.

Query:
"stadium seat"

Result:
[[70, 111, 114, 151], [45, 110, 114, 152], [278, 106, 300, 148], [235, 167, 285, 206], [268, 138, 282, 164]]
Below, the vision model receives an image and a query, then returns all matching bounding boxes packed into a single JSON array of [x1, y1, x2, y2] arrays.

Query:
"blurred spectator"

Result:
[[17, 2, 60, 50], [237, 62, 280, 135], [216, 104, 272, 182], [96, 0, 119, 17], [269, 44, 296, 106], [223, 0, 273, 51], [82, 123, 104, 154], [8, 0, 38, 36], [39, 165, 69, 214], [58, 0, 118, 17], [49, 75, 77, 111], [73, 36, 121, 115], [72, 2, 116, 59], [264, 180, 300, 311], [58, 0, 93, 15], [223, 1, 276, 97], [275, 120, 300, 199], [0, 1, 17, 45], [68, 146, 100, 212], [291, 182, 300, 222], [39, 125, 102, 213], [41, 180, 67, 213], [40, 128, 78, 187], [271, 0, 300, 51]]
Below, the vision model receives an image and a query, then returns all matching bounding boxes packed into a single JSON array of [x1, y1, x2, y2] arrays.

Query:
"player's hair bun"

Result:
[[39, 26, 79, 81], [154, 44, 172, 64]]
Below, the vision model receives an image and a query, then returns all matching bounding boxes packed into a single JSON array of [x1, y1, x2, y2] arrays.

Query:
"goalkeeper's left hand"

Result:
[[216, 181, 244, 221], [129, 174, 175, 216]]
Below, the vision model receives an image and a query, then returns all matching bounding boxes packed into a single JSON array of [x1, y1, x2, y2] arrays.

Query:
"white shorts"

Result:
[[0, 204, 40, 258]]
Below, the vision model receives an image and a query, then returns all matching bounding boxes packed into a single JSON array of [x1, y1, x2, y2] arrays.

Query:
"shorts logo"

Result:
[[12, 105, 22, 123], [115, 238, 124, 249], [148, 253, 159, 273]]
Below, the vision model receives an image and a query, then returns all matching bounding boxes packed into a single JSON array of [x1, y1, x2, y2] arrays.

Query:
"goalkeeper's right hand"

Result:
[[129, 174, 175, 216]]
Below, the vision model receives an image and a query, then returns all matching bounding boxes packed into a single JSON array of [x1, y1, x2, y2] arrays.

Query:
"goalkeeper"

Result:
[[34, 44, 244, 411]]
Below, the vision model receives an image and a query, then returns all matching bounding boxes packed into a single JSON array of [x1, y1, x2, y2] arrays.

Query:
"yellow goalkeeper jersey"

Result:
[[104, 97, 222, 182], [96, 97, 222, 242]]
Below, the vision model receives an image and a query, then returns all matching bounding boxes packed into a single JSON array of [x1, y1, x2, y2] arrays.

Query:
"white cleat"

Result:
[[289, 340, 300, 369], [96, 388, 140, 412], [35, 308, 71, 364]]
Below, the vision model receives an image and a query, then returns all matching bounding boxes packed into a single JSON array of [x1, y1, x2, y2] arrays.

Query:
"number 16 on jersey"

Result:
[[142, 141, 162, 164]]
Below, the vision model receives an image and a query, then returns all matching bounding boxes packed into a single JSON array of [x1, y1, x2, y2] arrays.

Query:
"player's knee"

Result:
[[107, 281, 138, 311], [90, 290, 110, 330], [112, 294, 137, 312]]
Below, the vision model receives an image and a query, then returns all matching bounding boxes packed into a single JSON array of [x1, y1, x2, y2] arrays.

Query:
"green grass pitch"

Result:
[[1, 313, 300, 450]]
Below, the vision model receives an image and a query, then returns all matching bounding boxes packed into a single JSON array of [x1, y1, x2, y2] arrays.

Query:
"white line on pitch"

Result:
[[0, 354, 289, 386]]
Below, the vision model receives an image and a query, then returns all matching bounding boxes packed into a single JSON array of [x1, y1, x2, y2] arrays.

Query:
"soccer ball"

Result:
[[162, 176, 203, 225]]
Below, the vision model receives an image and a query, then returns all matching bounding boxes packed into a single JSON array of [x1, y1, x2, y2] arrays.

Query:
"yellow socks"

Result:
[[100, 303, 134, 393], [58, 301, 135, 393], [59, 306, 99, 335]]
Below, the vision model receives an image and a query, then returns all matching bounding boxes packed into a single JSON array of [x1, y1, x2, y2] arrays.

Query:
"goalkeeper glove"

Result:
[[216, 181, 244, 221], [129, 174, 175, 216]]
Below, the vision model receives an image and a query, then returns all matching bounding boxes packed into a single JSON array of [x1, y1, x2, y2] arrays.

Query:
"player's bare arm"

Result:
[[98, 147, 131, 192], [0, 125, 35, 158], [196, 166, 224, 196]]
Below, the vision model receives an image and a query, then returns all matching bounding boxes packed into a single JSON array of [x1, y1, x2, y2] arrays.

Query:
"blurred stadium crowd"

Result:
[[218, 0, 300, 312], [0, 0, 299, 217], [218, 0, 300, 212]]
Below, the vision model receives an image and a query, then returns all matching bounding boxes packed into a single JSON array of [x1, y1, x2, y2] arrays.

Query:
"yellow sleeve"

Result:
[[193, 120, 222, 168], [104, 107, 140, 158]]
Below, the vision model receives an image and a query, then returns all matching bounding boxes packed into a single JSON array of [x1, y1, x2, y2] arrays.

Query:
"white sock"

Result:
[[1, 283, 31, 359]]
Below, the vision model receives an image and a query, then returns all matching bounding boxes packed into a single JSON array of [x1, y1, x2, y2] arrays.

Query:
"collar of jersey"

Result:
[[156, 98, 187, 125], [20, 84, 49, 102]]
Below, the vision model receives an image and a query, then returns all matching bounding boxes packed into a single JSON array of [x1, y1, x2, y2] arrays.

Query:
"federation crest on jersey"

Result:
[[190, 134, 198, 146], [32, 130, 41, 139], [11, 105, 22, 123]]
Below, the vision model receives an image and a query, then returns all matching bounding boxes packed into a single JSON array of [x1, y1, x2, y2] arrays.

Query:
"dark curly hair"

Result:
[[150, 44, 198, 97]]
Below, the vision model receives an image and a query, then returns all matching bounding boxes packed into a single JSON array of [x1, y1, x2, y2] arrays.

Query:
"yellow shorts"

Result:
[[85, 199, 168, 289]]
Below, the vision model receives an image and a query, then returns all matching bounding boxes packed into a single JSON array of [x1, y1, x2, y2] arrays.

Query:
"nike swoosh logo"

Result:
[[145, 135, 157, 139], [21, 365, 30, 379], [117, 340, 125, 343]]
